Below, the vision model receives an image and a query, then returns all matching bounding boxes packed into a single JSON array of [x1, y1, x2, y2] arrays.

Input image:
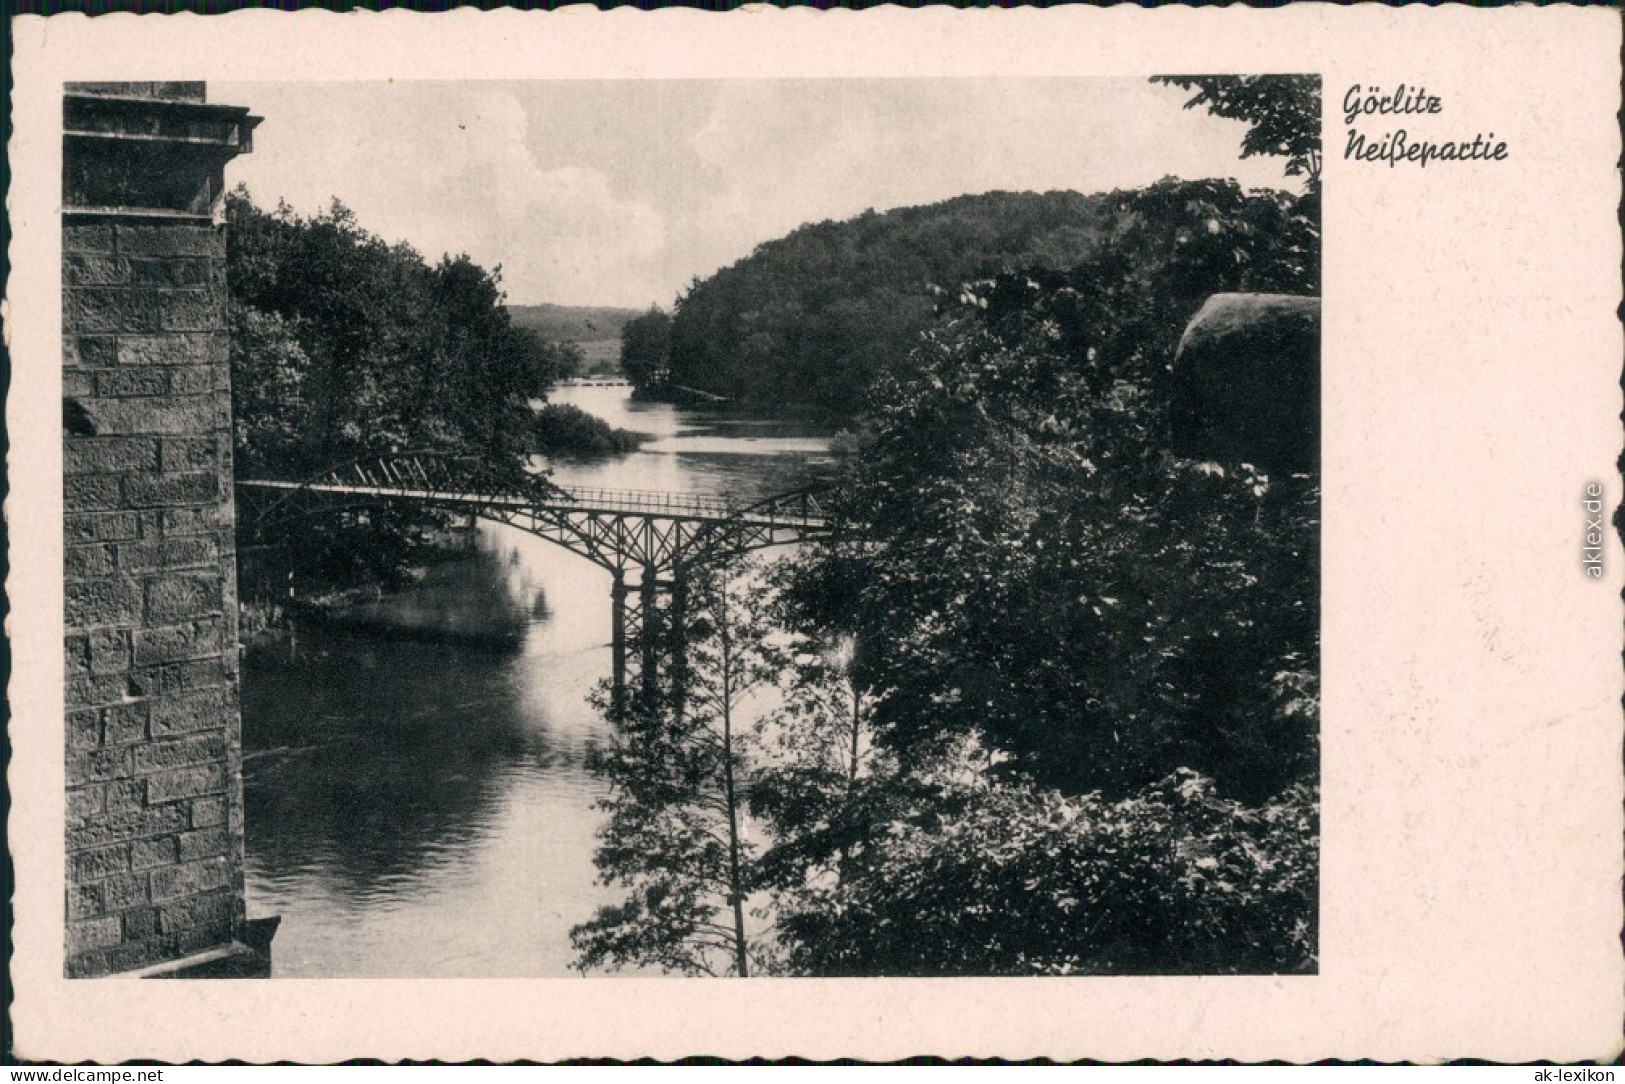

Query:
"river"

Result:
[[240, 386, 834, 977]]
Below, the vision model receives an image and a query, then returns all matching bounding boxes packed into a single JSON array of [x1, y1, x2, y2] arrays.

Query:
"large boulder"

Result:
[[1169, 293, 1319, 474]]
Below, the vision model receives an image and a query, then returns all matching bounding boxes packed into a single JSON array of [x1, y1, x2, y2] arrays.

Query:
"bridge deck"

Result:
[[237, 478, 831, 529]]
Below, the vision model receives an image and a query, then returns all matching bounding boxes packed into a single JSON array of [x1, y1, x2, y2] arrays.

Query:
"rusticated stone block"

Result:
[[96, 367, 169, 398], [65, 511, 140, 544], [63, 224, 116, 254], [64, 436, 160, 475], [130, 836, 180, 871], [144, 763, 227, 805], [131, 618, 222, 667], [148, 688, 233, 737], [66, 803, 189, 851], [66, 916, 123, 955], [63, 474, 124, 513], [126, 472, 219, 509], [119, 537, 218, 574], [74, 396, 221, 437], [145, 573, 223, 623], [66, 746, 133, 787], [71, 843, 130, 882], [64, 254, 131, 287], [105, 779, 146, 814], [122, 908, 161, 941], [67, 709, 102, 752], [124, 666, 160, 700], [150, 856, 230, 902], [64, 634, 90, 678], [68, 882, 105, 921], [65, 578, 141, 628], [101, 871, 151, 912], [103, 701, 150, 746], [116, 333, 218, 368], [116, 223, 224, 260], [66, 672, 133, 711], [65, 288, 160, 335], [64, 544, 116, 582], [157, 657, 230, 695], [68, 785, 106, 823], [167, 366, 217, 396], [157, 289, 222, 333], [189, 796, 226, 829], [72, 336, 119, 369], [87, 628, 132, 675], [157, 436, 217, 472], [129, 258, 213, 288], [157, 890, 233, 936], [134, 732, 227, 775], [159, 505, 225, 536], [177, 827, 230, 862]]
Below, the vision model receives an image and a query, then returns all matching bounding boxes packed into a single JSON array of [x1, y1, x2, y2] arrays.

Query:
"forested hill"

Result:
[[663, 189, 1120, 413], [507, 304, 642, 344]]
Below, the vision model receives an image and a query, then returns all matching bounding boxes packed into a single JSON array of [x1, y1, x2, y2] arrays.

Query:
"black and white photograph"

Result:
[[13, 5, 1622, 1064], [59, 75, 1321, 981]]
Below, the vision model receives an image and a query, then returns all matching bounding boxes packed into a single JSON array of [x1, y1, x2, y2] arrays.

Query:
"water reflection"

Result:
[[242, 388, 831, 977]]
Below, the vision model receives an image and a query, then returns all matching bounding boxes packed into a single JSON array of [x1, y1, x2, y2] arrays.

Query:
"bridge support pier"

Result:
[[610, 569, 628, 704], [669, 571, 689, 722], [640, 564, 660, 702]]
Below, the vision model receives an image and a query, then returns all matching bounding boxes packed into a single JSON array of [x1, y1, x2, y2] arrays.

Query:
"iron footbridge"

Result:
[[238, 451, 836, 696]]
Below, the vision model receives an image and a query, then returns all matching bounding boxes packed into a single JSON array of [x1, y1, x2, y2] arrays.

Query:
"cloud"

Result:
[[221, 78, 1303, 309], [224, 83, 668, 306]]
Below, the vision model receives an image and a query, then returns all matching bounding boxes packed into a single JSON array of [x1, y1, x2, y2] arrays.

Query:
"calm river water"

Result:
[[241, 386, 834, 977]]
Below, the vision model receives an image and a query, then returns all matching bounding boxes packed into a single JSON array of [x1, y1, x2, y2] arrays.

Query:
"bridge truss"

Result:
[[237, 451, 837, 698]]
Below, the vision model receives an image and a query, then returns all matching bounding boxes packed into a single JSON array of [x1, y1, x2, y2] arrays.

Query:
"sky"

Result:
[[217, 79, 1301, 310]]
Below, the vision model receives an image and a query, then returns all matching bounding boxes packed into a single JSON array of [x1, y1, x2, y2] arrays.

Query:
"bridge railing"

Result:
[[547, 486, 826, 523], [550, 487, 736, 516], [240, 452, 833, 528]]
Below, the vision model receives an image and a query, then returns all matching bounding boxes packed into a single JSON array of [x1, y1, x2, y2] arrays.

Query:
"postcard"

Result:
[[8, 5, 1623, 1062]]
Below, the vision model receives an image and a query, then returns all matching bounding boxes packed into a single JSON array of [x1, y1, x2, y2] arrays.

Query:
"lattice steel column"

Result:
[[640, 563, 660, 702], [610, 567, 628, 704]]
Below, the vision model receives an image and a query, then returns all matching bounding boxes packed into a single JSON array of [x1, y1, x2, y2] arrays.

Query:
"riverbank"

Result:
[[239, 525, 531, 653]]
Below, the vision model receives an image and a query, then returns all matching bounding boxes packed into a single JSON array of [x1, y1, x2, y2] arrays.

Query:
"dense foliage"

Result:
[[618, 307, 672, 389], [656, 190, 1118, 412], [813, 177, 1319, 799], [580, 170, 1320, 976], [531, 403, 644, 459], [770, 768, 1317, 976], [226, 190, 575, 585], [1153, 75, 1322, 191]]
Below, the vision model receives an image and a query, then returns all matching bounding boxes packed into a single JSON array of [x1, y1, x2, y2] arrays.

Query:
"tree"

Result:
[[618, 306, 671, 390], [662, 190, 1113, 413], [228, 302, 309, 477], [772, 768, 1317, 976], [1152, 75, 1322, 191], [226, 187, 571, 586], [571, 562, 774, 977], [743, 174, 1321, 974], [789, 178, 1319, 799], [574, 172, 1321, 978]]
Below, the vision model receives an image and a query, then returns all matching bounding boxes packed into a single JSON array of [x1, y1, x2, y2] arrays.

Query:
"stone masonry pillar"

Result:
[[61, 83, 271, 977]]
